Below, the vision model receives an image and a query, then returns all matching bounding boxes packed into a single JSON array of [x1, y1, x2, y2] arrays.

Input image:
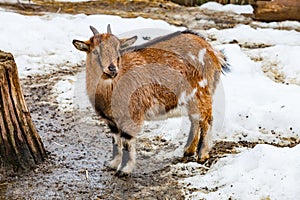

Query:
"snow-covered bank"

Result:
[[181, 144, 300, 199], [218, 44, 300, 143]]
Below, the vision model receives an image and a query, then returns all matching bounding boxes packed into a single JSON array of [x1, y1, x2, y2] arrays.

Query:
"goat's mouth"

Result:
[[104, 64, 118, 78], [104, 71, 118, 78], [105, 63, 118, 78]]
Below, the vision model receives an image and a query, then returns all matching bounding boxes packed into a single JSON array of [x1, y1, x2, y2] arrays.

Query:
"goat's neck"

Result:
[[85, 56, 103, 103], [85, 56, 114, 117]]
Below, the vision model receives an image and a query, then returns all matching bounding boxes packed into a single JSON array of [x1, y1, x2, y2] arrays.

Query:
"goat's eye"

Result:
[[92, 50, 98, 55]]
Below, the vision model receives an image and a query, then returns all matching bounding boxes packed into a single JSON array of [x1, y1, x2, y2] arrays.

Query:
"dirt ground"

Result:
[[0, 68, 263, 199], [0, 1, 299, 199]]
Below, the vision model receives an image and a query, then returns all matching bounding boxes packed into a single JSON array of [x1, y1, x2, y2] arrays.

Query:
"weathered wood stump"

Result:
[[0, 50, 46, 172]]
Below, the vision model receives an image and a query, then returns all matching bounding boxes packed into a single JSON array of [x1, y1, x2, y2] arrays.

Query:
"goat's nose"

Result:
[[108, 64, 116, 72]]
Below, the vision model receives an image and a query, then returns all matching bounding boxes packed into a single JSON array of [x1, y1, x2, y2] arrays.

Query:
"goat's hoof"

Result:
[[103, 161, 116, 171], [183, 151, 194, 157], [183, 147, 196, 157], [181, 155, 196, 163], [197, 154, 210, 164], [115, 170, 130, 177], [105, 166, 116, 172]]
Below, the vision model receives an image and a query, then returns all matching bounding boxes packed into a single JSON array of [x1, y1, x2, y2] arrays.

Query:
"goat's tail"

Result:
[[220, 49, 231, 74]]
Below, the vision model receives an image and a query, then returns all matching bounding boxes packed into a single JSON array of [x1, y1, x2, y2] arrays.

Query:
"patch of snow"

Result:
[[54, 77, 76, 112], [208, 24, 300, 46], [0, 12, 180, 78], [181, 144, 300, 199], [218, 44, 300, 142], [142, 117, 190, 160], [251, 20, 300, 30], [171, 162, 208, 177], [247, 45, 300, 85], [200, 2, 253, 14], [0, 0, 20, 3]]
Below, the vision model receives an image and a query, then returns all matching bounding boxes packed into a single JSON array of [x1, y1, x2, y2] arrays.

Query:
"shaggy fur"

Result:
[[73, 25, 229, 175]]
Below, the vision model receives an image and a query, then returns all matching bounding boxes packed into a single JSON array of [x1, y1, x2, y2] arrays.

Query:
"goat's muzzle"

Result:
[[104, 64, 118, 78]]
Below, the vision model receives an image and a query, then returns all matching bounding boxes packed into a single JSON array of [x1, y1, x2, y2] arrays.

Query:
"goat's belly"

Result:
[[144, 105, 188, 121]]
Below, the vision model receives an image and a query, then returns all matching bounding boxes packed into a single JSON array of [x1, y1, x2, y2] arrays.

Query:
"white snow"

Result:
[[0, 0, 18, 3], [218, 44, 300, 143], [200, 2, 253, 14], [0, 12, 179, 78], [182, 144, 300, 200], [54, 78, 76, 111], [251, 20, 300, 31], [207, 24, 300, 47], [0, 0, 30, 3], [1, 3, 300, 199], [247, 45, 300, 85]]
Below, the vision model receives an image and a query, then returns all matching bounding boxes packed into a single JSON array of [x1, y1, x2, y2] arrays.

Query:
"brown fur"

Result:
[[73, 26, 228, 175]]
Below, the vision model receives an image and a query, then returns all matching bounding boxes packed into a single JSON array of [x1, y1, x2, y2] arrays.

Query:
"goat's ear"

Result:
[[72, 39, 90, 52], [120, 36, 138, 49]]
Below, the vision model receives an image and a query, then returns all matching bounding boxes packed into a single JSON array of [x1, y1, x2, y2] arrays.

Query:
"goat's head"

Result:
[[73, 24, 137, 77]]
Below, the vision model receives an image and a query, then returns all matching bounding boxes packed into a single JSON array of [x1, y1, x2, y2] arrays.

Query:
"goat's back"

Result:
[[110, 48, 207, 126], [136, 31, 225, 94]]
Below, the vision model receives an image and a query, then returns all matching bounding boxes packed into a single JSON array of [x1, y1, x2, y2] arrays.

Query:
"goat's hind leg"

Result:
[[196, 116, 213, 163], [183, 113, 201, 160]]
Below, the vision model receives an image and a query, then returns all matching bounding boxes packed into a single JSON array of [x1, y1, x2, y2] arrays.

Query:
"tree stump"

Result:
[[0, 50, 46, 172]]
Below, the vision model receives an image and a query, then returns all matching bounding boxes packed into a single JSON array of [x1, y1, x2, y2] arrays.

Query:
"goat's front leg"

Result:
[[108, 133, 123, 170], [115, 131, 136, 176]]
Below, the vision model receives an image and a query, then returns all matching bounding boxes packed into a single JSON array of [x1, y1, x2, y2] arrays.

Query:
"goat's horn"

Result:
[[90, 26, 99, 35], [107, 24, 112, 34]]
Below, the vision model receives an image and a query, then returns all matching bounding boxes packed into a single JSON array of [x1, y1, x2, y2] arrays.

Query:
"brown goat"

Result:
[[73, 25, 229, 175]]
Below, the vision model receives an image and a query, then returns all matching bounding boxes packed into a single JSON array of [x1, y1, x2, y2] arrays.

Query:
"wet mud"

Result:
[[1, 66, 185, 199]]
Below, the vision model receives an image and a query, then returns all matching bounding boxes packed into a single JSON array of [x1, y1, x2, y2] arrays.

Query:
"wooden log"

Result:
[[0, 50, 46, 172], [171, 0, 255, 6], [252, 0, 300, 21], [171, 0, 207, 6]]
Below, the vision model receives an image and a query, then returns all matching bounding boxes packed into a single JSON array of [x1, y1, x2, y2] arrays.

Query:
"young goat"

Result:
[[73, 25, 229, 175]]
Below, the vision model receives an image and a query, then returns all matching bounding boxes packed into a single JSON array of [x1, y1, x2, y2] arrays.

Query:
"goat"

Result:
[[72, 25, 229, 176]]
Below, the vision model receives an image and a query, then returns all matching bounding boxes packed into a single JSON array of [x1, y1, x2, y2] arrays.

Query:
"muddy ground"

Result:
[[1, 68, 263, 199], [0, 1, 299, 199]]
